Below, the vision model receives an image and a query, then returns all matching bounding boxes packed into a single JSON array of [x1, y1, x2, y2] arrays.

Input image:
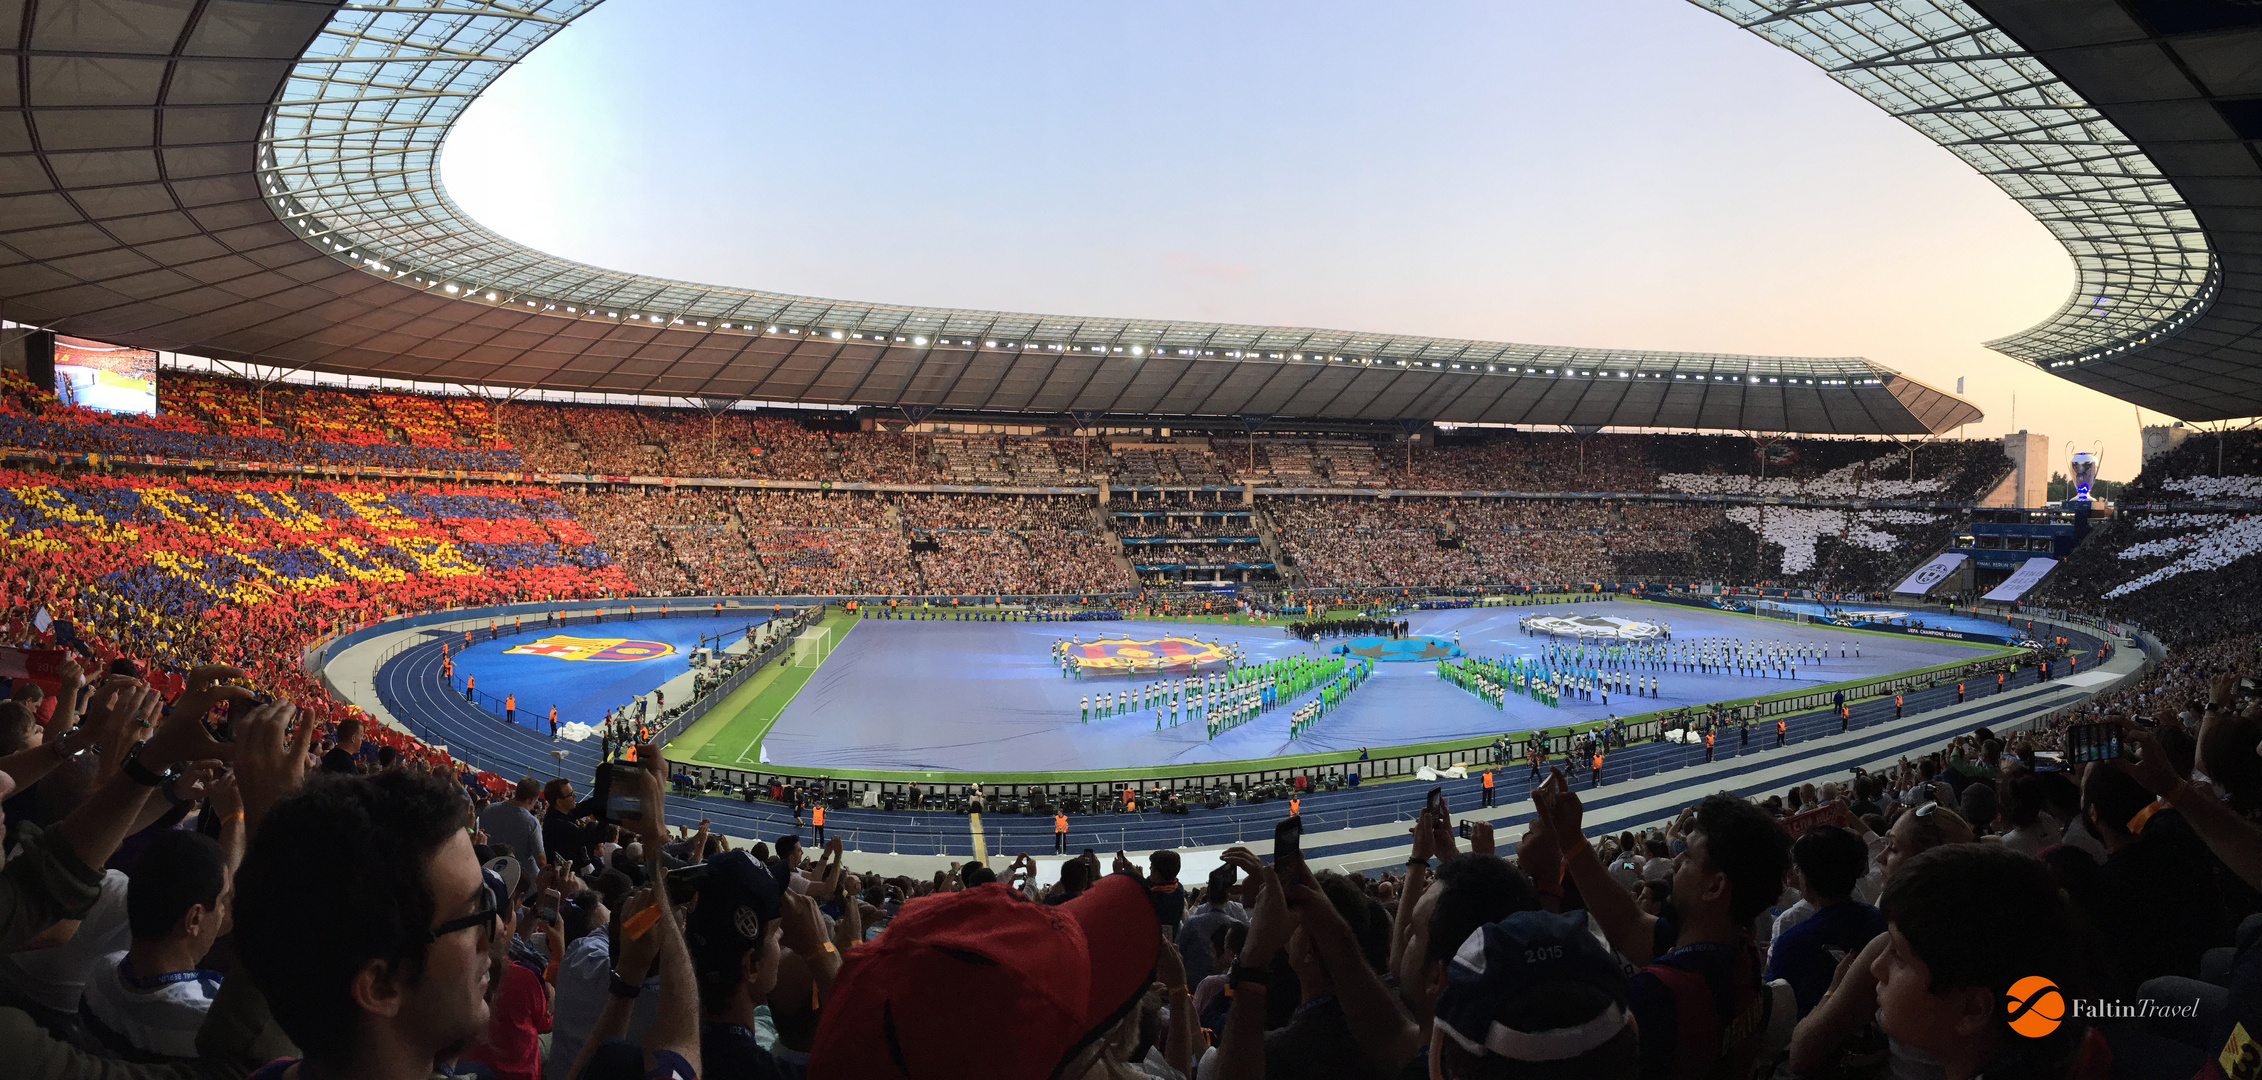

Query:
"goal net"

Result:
[[791, 627, 833, 668]]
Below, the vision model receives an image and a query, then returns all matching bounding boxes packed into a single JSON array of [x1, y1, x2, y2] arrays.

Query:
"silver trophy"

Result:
[[2069, 449, 2101, 501]]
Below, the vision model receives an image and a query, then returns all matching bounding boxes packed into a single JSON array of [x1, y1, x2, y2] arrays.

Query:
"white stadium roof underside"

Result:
[[0, 1, 2252, 430]]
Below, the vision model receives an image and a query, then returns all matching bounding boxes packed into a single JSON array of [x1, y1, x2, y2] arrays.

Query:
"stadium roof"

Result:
[[13, 2, 2234, 431]]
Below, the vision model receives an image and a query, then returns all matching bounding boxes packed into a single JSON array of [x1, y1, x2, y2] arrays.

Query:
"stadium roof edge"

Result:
[[45, 0, 2259, 430]]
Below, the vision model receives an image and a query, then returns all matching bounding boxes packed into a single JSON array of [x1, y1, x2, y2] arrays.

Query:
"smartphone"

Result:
[[2063, 723, 2127, 764], [1274, 814, 1302, 866], [1455, 820, 1474, 840], [539, 905, 558, 925], [2240, 677, 2260, 698], [225, 690, 270, 726], [590, 761, 644, 825], [1427, 785, 1445, 816]]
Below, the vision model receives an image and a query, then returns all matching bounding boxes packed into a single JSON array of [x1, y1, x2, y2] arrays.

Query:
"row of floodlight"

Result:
[[266, 188, 1884, 390], [2044, 279, 2218, 371], [398, 275, 1887, 386]]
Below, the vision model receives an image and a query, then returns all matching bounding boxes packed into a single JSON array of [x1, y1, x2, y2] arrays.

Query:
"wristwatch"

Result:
[[119, 743, 176, 788], [1227, 963, 1269, 989], [608, 973, 643, 999]]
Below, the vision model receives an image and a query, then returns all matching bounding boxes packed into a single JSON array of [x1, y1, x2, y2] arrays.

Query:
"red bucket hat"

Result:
[[810, 875, 1159, 1079]]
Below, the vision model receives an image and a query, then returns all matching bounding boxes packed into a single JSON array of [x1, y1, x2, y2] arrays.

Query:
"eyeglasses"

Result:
[[427, 882, 500, 946]]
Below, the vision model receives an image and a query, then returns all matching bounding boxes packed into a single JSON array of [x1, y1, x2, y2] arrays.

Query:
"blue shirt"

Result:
[[548, 930, 662, 1080], [1765, 899, 1886, 1017]]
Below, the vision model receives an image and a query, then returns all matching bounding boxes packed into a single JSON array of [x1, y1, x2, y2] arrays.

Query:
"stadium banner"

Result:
[[1892, 553, 1967, 597], [1834, 620, 2009, 645], [1981, 558, 2058, 603]]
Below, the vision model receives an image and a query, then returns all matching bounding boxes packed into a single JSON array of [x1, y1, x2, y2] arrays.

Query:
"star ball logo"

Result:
[[2006, 976, 2065, 1038], [503, 635, 675, 662]]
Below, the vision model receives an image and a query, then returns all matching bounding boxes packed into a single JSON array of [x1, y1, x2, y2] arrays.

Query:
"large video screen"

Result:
[[52, 335, 157, 416]]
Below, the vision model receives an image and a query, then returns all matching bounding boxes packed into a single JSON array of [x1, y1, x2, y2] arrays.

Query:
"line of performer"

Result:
[[1526, 635, 1853, 679], [1439, 654, 1661, 709], [1073, 653, 1375, 740], [1285, 617, 1408, 641]]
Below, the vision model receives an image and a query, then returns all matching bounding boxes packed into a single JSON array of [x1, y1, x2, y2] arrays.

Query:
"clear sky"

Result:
[[443, 0, 2172, 480]]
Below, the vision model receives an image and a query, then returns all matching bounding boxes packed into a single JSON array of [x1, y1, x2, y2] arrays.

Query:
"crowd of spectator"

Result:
[[652, 493, 766, 595], [0, 371, 526, 472], [0, 463, 635, 809], [163, 373, 501, 454], [1266, 498, 1728, 589], [746, 526, 915, 597], [0, 363, 2035, 600], [3, 375, 2029, 538], [898, 493, 1095, 532], [560, 491, 698, 596], [1720, 505, 1950, 576], [1396, 431, 1658, 490]]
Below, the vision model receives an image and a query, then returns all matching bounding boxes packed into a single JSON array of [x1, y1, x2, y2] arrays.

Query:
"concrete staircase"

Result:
[[1254, 507, 1302, 585]]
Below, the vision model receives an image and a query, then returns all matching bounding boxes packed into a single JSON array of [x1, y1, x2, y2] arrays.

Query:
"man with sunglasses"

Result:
[[235, 768, 500, 1080]]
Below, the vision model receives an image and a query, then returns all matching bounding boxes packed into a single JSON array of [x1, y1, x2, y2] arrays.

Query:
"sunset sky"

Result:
[[443, 0, 2180, 480]]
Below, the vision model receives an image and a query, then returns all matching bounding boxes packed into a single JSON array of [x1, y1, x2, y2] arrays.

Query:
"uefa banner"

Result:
[[1981, 557, 2058, 603], [1892, 553, 1967, 597]]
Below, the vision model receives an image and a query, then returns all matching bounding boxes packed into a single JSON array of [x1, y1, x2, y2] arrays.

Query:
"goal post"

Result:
[[791, 626, 833, 668]]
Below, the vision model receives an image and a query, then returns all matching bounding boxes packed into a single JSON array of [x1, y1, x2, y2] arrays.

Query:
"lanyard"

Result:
[[119, 955, 218, 992]]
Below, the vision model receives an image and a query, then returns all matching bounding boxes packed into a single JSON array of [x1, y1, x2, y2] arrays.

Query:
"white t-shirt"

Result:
[[81, 952, 221, 1059], [1768, 899, 1818, 963], [1997, 813, 2064, 858]]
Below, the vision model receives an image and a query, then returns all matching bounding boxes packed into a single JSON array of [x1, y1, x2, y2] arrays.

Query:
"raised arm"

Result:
[[1287, 876, 1422, 1074], [2114, 719, 2262, 892], [1535, 768, 1658, 964], [1214, 849, 1292, 1080]]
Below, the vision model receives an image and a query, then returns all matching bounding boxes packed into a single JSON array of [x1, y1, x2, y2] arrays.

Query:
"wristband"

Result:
[[119, 744, 174, 788], [608, 973, 643, 999], [1227, 964, 1269, 989]]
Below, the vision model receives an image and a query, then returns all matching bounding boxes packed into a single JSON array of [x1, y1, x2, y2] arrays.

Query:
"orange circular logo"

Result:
[[2005, 976, 2064, 1038]]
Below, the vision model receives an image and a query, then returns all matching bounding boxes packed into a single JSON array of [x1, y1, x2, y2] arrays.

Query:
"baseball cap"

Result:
[[682, 851, 783, 977], [482, 856, 523, 905], [1435, 910, 1632, 1063], [809, 874, 1159, 1080], [481, 866, 512, 920]]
